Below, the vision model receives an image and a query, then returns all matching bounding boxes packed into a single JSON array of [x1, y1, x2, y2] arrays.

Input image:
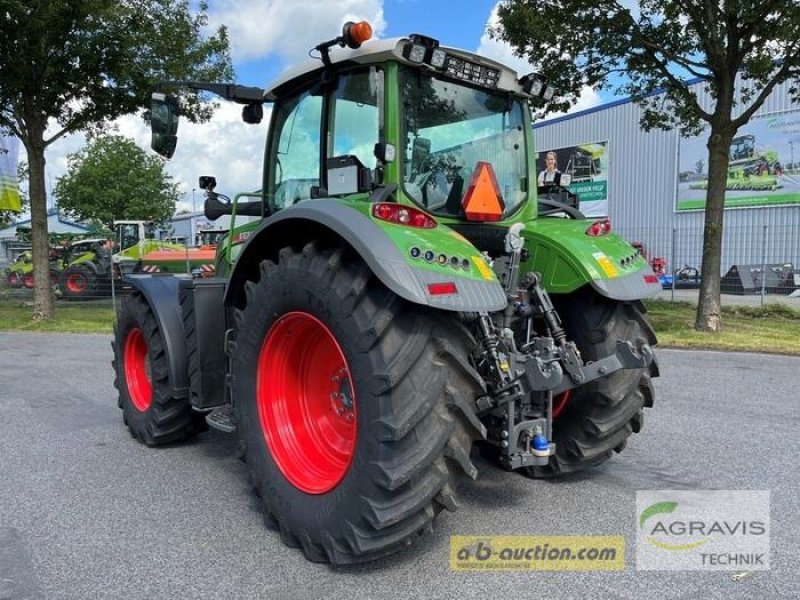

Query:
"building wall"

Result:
[[533, 80, 800, 273]]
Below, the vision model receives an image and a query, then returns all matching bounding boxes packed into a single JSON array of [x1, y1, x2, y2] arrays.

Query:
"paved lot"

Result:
[[0, 332, 797, 600]]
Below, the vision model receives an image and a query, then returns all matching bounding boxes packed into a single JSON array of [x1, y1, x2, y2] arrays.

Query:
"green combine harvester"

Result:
[[690, 133, 784, 191], [111, 22, 660, 565]]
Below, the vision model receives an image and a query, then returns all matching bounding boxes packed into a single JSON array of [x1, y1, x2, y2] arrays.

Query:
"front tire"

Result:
[[232, 242, 486, 564], [112, 292, 202, 446], [525, 290, 657, 477]]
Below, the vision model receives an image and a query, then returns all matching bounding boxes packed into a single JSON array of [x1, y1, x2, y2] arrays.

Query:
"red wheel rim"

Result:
[[66, 273, 86, 293], [257, 312, 357, 495], [23, 274, 33, 288], [124, 328, 152, 412], [552, 390, 570, 419]]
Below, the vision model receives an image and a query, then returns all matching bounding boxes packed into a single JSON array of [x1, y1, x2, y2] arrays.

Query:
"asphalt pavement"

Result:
[[0, 332, 797, 600]]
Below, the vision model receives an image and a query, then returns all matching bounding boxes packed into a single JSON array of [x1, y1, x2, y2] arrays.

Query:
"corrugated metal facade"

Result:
[[533, 81, 800, 273]]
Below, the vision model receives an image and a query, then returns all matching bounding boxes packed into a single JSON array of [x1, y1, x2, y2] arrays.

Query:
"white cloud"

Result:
[[22, 103, 269, 215], [476, 4, 534, 77], [209, 0, 386, 65], [477, 2, 602, 118]]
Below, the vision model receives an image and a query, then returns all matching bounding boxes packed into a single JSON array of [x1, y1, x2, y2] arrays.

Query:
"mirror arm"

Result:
[[154, 81, 265, 104]]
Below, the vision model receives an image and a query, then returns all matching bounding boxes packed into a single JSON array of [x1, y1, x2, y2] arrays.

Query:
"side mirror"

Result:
[[150, 93, 180, 158]]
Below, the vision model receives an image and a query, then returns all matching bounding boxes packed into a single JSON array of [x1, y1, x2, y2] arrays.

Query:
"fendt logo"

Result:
[[636, 491, 770, 570]]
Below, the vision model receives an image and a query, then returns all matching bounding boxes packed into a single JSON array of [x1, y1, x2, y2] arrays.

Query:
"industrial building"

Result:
[[533, 78, 800, 289]]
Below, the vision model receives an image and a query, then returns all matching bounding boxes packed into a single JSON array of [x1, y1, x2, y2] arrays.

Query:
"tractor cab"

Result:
[[149, 24, 560, 229]]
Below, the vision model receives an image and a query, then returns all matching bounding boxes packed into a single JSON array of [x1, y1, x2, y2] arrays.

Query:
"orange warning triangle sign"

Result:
[[461, 161, 505, 222]]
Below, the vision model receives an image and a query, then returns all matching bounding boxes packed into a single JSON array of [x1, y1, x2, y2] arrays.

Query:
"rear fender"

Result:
[[224, 200, 507, 312], [124, 275, 189, 397], [522, 218, 661, 301]]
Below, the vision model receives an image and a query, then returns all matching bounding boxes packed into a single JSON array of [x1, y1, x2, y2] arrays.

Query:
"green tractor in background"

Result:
[[58, 221, 202, 299], [5, 248, 62, 289], [5, 250, 34, 288], [112, 22, 660, 565]]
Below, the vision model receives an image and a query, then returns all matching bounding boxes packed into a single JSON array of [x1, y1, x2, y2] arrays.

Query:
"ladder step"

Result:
[[205, 405, 236, 433]]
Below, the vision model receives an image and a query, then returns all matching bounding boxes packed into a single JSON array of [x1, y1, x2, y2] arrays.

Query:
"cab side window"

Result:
[[270, 92, 323, 209], [329, 69, 379, 170]]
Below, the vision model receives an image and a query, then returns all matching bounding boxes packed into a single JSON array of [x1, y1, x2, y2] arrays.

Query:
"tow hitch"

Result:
[[474, 228, 656, 470]]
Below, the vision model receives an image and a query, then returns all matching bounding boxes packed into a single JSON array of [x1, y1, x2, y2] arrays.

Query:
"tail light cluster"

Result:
[[585, 218, 612, 237], [372, 203, 437, 228]]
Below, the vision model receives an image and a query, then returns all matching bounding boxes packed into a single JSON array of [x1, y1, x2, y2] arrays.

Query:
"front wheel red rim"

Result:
[[257, 312, 357, 495], [124, 328, 152, 412]]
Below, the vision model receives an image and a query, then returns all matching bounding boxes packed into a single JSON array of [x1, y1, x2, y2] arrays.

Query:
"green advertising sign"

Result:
[[0, 135, 22, 212], [677, 108, 800, 211], [536, 140, 609, 217]]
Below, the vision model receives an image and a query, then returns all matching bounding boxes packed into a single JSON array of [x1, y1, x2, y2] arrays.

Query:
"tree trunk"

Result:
[[26, 122, 54, 321], [695, 126, 734, 332]]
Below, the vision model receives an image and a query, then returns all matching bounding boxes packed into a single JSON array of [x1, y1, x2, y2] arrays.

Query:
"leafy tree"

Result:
[[0, 0, 232, 320], [495, 0, 800, 331], [55, 136, 178, 230]]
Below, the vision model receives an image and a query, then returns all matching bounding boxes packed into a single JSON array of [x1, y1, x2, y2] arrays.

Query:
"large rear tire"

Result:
[[232, 242, 486, 564], [525, 290, 657, 478], [112, 292, 202, 446]]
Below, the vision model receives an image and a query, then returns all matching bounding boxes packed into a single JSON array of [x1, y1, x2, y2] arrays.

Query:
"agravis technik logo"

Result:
[[636, 491, 770, 570]]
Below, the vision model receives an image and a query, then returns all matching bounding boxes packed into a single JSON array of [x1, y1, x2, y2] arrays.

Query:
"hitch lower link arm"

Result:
[[522, 272, 655, 395]]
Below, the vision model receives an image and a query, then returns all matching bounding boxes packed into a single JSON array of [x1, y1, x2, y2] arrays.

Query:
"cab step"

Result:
[[205, 405, 236, 433]]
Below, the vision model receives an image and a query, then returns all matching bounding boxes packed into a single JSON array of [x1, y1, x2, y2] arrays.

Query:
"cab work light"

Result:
[[520, 72, 557, 101], [400, 34, 500, 87]]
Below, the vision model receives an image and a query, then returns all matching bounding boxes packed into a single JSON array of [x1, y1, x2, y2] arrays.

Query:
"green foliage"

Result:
[[494, 1, 800, 134], [55, 135, 178, 229], [0, 0, 233, 140], [0, 0, 232, 319], [495, 1, 800, 332]]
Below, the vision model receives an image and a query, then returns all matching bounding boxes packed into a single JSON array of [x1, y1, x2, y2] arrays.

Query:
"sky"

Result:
[[28, 0, 604, 215]]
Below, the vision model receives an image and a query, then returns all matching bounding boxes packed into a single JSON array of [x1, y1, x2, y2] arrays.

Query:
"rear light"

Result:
[[586, 218, 612, 236], [427, 282, 457, 296], [372, 203, 437, 228]]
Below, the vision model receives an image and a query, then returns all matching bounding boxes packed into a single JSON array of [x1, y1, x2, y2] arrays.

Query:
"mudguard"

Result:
[[123, 274, 189, 397], [521, 218, 662, 301], [225, 199, 507, 312]]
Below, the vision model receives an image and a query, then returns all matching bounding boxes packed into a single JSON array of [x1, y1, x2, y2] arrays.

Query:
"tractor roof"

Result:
[[264, 36, 525, 100]]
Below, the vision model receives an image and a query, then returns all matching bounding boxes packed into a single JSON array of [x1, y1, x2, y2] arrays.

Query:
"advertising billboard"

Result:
[[0, 134, 22, 212], [677, 108, 800, 211], [536, 141, 609, 217]]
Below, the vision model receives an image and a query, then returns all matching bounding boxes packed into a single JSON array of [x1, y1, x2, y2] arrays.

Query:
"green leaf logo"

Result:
[[639, 501, 678, 529], [640, 501, 709, 551]]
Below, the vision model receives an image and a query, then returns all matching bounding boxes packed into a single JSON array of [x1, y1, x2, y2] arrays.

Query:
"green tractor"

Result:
[[6, 248, 61, 289], [112, 23, 659, 565], [5, 250, 33, 288], [58, 221, 196, 299]]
